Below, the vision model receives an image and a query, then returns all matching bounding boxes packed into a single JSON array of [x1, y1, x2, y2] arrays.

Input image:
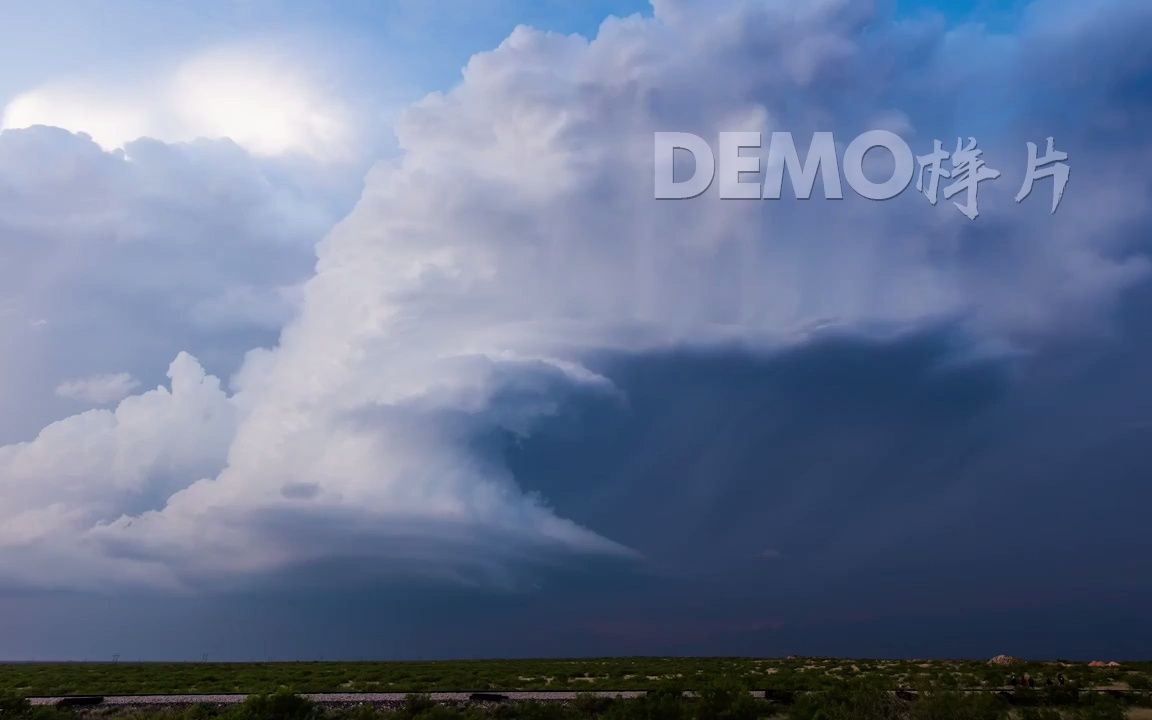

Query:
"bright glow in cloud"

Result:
[[2, 45, 354, 159]]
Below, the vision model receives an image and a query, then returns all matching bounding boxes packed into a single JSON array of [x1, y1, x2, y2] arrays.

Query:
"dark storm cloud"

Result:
[[4, 301, 1150, 659]]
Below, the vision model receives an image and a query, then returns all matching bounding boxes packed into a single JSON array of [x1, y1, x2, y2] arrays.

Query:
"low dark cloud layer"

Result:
[[4, 289, 1151, 658]]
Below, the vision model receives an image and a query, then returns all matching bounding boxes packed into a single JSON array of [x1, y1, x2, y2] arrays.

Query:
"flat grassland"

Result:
[[2, 658, 1150, 696]]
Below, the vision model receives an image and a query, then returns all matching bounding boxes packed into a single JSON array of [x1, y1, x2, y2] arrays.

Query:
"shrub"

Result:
[[394, 695, 438, 720], [788, 681, 904, 720], [1069, 696, 1125, 720], [492, 702, 575, 720], [603, 686, 688, 720], [1127, 674, 1151, 691], [570, 694, 615, 718], [0, 693, 31, 720], [329, 706, 389, 720], [694, 680, 762, 720], [230, 689, 321, 720], [908, 692, 1007, 720], [403, 706, 482, 720]]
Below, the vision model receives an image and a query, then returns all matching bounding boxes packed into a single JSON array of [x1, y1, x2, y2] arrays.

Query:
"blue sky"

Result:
[[0, 0, 1150, 660], [0, 1, 653, 113], [896, 0, 1029, 26]]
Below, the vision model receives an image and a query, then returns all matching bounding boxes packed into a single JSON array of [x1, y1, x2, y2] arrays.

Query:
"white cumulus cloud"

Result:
[[0, 124, 352, 443]]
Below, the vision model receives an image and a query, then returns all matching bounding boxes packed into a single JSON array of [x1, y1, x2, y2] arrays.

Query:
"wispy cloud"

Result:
[[55, 373, 140, 405]]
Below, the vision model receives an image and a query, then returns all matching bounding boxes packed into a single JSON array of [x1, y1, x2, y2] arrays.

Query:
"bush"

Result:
[[230, 689, 322, 720], [788, 682, 904, 720], [394, 695, 438, 720], [694, 680, 762, 720], [386, 695, 489, 720], [1127, 674, 1151, 691], [908, 692, 1007, 720], [329, 706, 389, 720], [1069, 696, 1125, 720], [492, 703, 574, 720], [400, 706, 482, 720], [603, 686, 688, 720], [0, 694, 72, 720], [569, 694, 615, 718], [0, 693, 31, 719]]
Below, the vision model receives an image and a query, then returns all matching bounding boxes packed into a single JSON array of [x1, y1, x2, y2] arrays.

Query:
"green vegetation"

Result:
[[2, 658, 1151, 697], [2, 660, 1151, 719]]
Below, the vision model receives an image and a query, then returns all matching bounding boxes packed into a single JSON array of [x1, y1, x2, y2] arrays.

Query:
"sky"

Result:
[[0, 0, 1150, 661]]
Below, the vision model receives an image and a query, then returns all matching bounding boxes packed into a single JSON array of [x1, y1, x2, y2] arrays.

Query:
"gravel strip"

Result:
[[29, 691, 649, 707]]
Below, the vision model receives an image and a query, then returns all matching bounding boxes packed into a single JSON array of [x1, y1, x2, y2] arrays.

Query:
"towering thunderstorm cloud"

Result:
[[1, 0, 1149, 591]]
